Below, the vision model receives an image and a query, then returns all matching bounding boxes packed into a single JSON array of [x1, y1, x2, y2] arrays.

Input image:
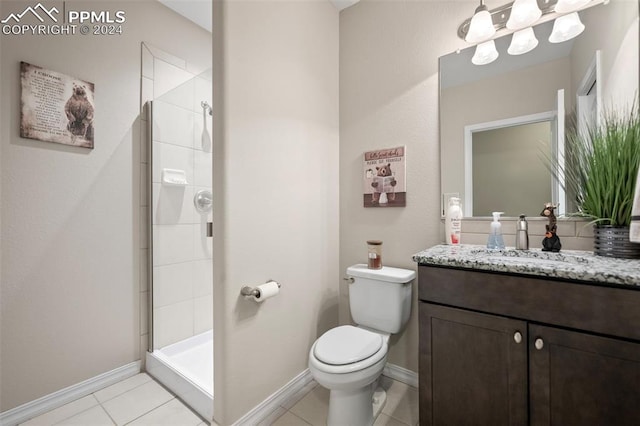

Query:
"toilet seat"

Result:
[[314, 325, 382, 365], [310, 326, 388, 374]]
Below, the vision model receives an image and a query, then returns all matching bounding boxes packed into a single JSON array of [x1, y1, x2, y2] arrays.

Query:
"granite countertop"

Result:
[[412, 244, 640, 287]]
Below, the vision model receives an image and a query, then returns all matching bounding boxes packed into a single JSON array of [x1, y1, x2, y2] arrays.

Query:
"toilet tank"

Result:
[[346, 264, 415, 334]]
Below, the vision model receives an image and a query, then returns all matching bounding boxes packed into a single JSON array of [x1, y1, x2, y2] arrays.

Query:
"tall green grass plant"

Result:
[[558, 101, 640, 226]]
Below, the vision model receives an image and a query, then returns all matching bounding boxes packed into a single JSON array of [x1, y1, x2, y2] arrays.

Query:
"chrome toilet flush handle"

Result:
[[343, 276, 355, 284]]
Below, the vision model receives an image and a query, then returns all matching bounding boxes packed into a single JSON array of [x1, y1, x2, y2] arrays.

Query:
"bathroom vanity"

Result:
[[413, 245, 640, 426]]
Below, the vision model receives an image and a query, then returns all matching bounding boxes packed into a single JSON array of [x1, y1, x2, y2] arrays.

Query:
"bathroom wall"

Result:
[[339, 0, 471, 375], [0, 0, 211, 412], [212, 0, 339, 423]]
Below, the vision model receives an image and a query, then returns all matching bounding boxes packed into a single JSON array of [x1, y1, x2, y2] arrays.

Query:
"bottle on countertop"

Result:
[[515, 214, 529, 250], [487, 211, 505, 250], [445, 197, 463, 245]]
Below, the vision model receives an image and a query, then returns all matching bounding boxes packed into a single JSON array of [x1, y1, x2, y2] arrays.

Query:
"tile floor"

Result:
[[19, 373, 418, 426]]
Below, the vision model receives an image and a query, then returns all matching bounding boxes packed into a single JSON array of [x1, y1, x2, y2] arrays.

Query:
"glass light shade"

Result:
[[506, 0, 542, 30], [472, 40, 499, 65], [466, 6, 496, 43], [555, 0, 591, 13], [508, 27, 539, 55], [549, 12, 585, 43]]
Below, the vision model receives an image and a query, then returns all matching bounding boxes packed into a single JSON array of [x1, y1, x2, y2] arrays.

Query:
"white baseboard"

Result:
[[232, 363, 417, 425], [382, 363, 419, 388], [232, 369, 314, 426], [0, 361, 141, 426]]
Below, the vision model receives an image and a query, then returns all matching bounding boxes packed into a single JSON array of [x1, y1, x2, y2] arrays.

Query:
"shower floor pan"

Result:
[[146, 330, 213, 421]]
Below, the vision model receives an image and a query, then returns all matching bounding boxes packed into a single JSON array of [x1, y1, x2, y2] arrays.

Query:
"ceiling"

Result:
[[157, 0, 361, 32]]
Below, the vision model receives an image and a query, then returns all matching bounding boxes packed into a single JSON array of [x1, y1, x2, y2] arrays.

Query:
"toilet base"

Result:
[[327, 384, 387, 426]]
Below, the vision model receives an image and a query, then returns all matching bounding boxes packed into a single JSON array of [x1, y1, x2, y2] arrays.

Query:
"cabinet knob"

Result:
[[535, 338, 544, 350], [513, 331, 522, 344]]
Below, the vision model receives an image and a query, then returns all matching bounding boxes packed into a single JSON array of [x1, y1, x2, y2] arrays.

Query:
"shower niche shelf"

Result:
[[162, 168, 188, 186]]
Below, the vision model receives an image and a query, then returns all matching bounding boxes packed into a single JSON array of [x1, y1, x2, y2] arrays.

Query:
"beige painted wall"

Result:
[[212, 1, 339, 423], [0, 0, 211, 411], [339, 0, 472, 374]]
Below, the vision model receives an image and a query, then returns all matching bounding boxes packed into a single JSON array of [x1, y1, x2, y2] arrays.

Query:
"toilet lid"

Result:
[[314, 325, 383, 365]]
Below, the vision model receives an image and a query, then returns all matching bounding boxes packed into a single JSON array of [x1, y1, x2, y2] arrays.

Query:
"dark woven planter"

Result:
[[593, 225, 640, 259]]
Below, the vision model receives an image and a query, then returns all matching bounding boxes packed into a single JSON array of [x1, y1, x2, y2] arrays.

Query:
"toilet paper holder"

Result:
[[240, 280, 281, 298]]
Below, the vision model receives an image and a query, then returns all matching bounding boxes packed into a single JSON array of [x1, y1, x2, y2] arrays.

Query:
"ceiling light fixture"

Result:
[[549, 11, 586, 43], [506, 0, 542, 30], [472, 40, 499, 65], [465, 0, 496, 43], [555, 0, 592, 13], [508, 27, 539, 55], [458, 0, 596, 64]]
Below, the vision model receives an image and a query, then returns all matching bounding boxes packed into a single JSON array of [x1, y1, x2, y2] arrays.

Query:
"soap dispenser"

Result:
[[515, 214, 529, 250], [487, 212, 505, 250]]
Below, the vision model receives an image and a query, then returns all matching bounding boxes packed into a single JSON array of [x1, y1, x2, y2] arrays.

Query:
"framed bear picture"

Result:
[[363, 146, 406, 207], [20, 62, 95, 149]]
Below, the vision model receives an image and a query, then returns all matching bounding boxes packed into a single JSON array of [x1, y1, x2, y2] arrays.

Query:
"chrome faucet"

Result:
[[516, 214, 529, 250]]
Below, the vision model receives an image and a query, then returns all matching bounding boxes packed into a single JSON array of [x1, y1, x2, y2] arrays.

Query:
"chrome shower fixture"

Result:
[[201, 100, 212, 116]]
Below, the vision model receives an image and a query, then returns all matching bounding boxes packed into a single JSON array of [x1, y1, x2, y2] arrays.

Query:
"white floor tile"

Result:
[[380, 380, 419, 426], [101, 380, 174, 425], [271, 411, 312, 426], [55, 405, 114, 425], [21, 395, 99, 426], [93, 374, 152, 404], [287, 385, 329, 426], [373, 412, 409, 426], [127, 399, 202, 426]]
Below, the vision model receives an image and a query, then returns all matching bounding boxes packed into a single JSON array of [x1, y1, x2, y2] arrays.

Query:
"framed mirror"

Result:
[[440, 1, 639, 218]]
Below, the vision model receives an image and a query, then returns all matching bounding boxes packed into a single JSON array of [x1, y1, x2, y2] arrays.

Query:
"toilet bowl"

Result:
[[307, 263, 415, 426], [308, 325, 389, 426]]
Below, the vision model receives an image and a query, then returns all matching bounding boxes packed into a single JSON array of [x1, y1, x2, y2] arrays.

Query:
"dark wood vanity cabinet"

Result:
[[418, 265, 640, 426]]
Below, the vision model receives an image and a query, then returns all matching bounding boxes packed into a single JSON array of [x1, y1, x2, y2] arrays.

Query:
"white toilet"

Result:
[[308, 264, 415, 426]]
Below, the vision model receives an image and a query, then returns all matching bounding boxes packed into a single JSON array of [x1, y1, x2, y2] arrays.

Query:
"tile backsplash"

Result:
[[456, 217, 595, 251]]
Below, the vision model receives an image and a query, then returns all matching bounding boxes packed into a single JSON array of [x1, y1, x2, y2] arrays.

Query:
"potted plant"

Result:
[[557, 100, 640, 258]]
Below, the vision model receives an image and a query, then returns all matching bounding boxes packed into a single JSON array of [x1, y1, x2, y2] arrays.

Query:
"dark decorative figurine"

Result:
[[541, 202, 562, 252]]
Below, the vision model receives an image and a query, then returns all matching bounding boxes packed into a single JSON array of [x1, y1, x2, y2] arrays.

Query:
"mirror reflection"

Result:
[[440, 1, 639, 218]]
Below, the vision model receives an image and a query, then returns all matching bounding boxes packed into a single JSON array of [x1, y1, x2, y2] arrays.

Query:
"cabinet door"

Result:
[[530, 324, 640, 426], [419, 303, 527, 426]]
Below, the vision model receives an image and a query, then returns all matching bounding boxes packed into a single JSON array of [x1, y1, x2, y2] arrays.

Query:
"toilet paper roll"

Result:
[[253, 281, 280, 303]]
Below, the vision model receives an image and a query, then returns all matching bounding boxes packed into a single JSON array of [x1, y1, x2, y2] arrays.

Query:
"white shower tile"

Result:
[[194, 149, 213, 188], [193, 259, 213, 298], [153, 102, 195, 149], [153, 225, 195, 266], [193, 223, 213, 261], [153, 262, 195, 307], [194, 295, 213, 334], [101, 380, 173, 425], [154, 300, 195, 348], [154, 59, 194, 109], [151, 142, 194, 184], [159, 79, 195, 113], [152, 183, 196, 225]]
